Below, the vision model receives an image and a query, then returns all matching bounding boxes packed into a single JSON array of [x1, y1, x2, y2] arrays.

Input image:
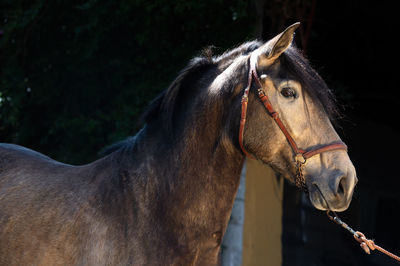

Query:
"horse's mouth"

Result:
[[308, 183, 353, 212]]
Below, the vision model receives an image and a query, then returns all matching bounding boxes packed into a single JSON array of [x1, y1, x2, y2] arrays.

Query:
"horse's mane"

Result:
[[143, 41, 338, 128], [140, 56, 212, 135], [141, 41, 261, 138], [102, 41, 339, 155]]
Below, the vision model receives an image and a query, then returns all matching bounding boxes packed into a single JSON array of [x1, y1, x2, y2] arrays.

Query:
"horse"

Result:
[[0, 23, 357, 265]]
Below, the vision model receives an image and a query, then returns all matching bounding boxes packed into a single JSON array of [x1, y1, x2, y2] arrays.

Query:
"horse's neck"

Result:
[[132, 109, 245, 237]]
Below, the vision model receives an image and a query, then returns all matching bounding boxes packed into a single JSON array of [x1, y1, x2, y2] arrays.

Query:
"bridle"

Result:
[[238, 53, 348, 190]]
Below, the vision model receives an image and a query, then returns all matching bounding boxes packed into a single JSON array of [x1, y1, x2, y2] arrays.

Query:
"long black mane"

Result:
[[141, 41, 261, 139], [143, 41, 337, 130], [103, 41, 338, 155]]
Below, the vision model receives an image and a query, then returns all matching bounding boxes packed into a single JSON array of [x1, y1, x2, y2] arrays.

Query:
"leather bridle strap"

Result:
[[238, 60, 255, 158], [238, 55, 347, 166]]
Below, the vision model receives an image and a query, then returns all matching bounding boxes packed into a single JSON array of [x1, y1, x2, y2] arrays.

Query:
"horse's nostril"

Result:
[[337, 176, 346, 196]]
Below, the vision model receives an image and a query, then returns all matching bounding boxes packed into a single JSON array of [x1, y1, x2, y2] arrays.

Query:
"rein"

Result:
[[239, 54, 347, 189]]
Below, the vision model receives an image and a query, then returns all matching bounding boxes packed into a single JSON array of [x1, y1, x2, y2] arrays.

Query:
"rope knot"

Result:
[[354, 231, 375, 254]]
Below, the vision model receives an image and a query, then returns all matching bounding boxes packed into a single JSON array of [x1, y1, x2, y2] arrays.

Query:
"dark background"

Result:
[[1, 0, 399, 265]]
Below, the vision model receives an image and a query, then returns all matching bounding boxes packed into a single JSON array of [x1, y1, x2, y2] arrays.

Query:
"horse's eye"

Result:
[[280, 87, 297, 98]]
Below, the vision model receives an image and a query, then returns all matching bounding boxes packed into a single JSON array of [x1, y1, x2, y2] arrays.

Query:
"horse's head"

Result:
[[241, 23, 357, 211]]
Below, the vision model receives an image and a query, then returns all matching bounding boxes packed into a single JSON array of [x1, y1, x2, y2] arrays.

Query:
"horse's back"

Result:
[[0, 142, 70, 166], [0, 143, 76, 199]]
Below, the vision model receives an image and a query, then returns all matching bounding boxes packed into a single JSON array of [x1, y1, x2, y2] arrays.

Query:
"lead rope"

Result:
[[314, 185, 400, 263]]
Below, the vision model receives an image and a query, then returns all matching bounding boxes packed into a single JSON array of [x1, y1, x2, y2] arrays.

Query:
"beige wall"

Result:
[[242, 159, 284, 266]]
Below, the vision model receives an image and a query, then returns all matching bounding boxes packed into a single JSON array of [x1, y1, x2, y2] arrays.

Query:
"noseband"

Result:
[[238, 54, 348, 190]]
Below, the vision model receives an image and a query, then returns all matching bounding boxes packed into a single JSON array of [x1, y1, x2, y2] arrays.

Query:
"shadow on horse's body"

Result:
[[0, 24, 357, 265]]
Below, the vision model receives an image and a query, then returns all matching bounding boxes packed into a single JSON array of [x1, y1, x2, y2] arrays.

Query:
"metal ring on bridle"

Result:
[[294, 153, 306, 164]]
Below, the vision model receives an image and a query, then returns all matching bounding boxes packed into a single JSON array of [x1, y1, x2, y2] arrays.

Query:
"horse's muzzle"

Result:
[[307, 162, 358, 212]]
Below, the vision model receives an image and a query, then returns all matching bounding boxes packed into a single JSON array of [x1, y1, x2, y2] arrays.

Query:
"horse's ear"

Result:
[[256, 22, 300, 68]]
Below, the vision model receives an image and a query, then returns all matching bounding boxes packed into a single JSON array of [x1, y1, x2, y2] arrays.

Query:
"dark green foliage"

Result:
[[0, 0, 254, 164]]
